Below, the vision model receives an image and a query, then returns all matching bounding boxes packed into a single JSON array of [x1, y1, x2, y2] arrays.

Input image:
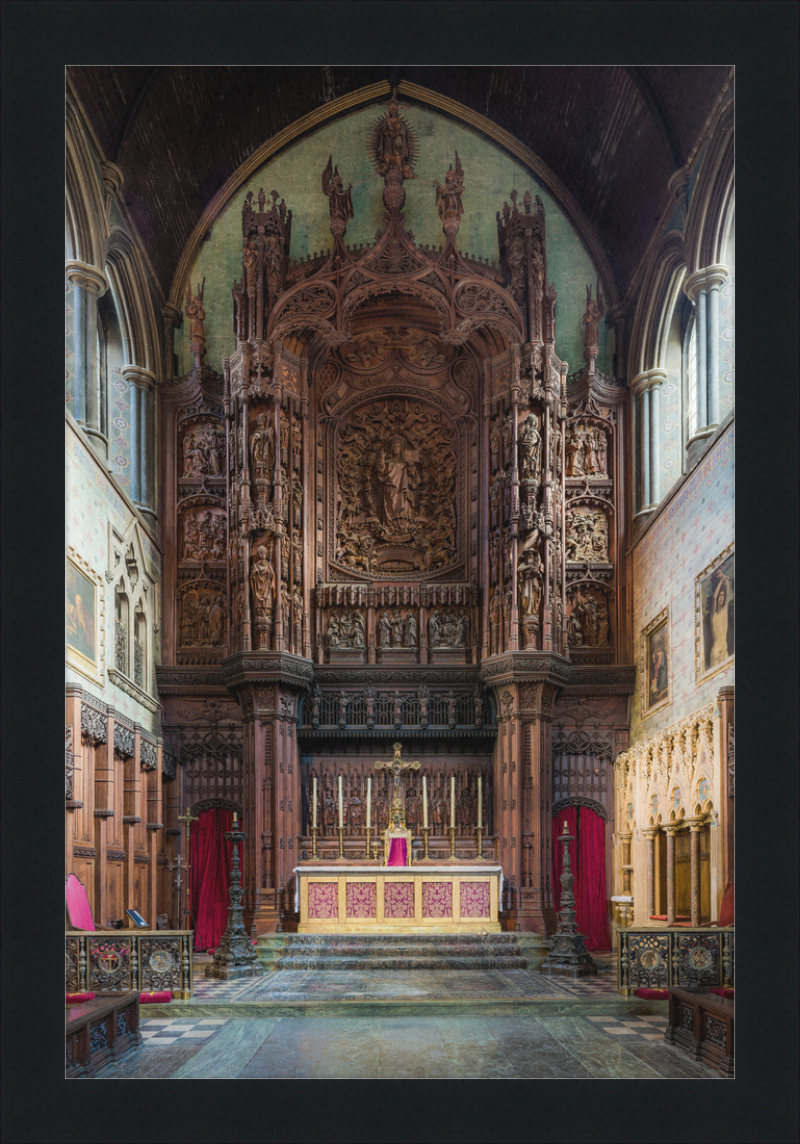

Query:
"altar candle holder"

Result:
[[337, 826, 345, 860], [422, 825, 430, 860], [364, 826, 372, 862], [448, 825, 457, 860], [310, 825, 319, 860], [475, 825, 484, 860]]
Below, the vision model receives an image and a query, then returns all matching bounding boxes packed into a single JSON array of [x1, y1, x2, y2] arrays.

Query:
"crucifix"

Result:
[[374, 741, 420, 829], [178, 807, 200, 927], [168, 854, 187, 931]]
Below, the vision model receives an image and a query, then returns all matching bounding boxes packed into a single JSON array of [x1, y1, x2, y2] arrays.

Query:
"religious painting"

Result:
[[695, 545, 734, 681], [641, 608, 670, 716], [66, 551, 105, 685]]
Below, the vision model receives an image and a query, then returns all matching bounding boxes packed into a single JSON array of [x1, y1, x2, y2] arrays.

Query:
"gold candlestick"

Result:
[[337, 826, 345, 860], [364, 826, 372, 861], [310, 825, 319, 860], [422, 825, 430, 860], [476, 826, 484, 860], [448, 826, 457, 860]]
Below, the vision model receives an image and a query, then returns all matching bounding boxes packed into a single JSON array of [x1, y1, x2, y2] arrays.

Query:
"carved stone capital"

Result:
[[100, 160, 125, 198], [631, 368, 668, 396], [140, 741, 158, 771], [162, 303, 183, 329], [122, 364, 158, 392], [81, 703, 108, 745], [683, 264, 730, 301], [480, 652, 571, 690], [65, 259, 108, 296], [667, 166, 690, 203]]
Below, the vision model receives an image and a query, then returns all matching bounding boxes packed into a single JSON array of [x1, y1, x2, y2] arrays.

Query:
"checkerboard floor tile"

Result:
[[140, 1018, 229, 1047], [581, 1014, 667, 1044]]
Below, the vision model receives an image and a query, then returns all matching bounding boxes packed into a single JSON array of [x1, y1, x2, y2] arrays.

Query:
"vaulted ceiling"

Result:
[[68, 65, 733, 305]]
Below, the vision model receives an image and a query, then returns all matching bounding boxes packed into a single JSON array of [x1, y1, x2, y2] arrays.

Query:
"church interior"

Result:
[[62, 62, 741, 1086]]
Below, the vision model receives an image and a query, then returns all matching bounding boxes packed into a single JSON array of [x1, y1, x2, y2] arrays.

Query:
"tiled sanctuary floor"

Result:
[[83, 963, 726, 1080]]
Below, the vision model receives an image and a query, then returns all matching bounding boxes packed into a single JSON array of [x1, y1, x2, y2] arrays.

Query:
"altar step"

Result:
[[263, 932, 531, 970]]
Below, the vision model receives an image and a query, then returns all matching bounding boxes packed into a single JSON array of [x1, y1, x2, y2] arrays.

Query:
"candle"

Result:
[[563, 820, 568, 834], [339, 776, 343, 828], [451, 776, 456, 829], [233, 811, 238, 829], [366, 777, 371, 829], [422, 776, 428, 828], [312, 777, 317, 829], [477, 775, 482, 829]]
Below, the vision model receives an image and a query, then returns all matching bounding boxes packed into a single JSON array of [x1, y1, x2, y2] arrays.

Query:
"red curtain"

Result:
[[552, 805, 611, 951], [191, 808, 234, 951]]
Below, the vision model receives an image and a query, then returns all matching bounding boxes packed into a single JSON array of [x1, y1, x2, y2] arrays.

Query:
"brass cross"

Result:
[[375, 742, 420, 827]]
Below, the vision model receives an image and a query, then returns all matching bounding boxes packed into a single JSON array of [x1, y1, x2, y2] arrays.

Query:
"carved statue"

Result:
[[489, 419, 501, 472], [349, 786, 362, 831], [568, 588, 610, 648], [376, 437, 420, 529], [250, 414, 275, 483], [429, 608, 467, 649], [583, 428, 601, 475], [379, 610, 392, 649], [373, 97, 415, 179], [583, 281, 605, 366], [390, 609, 404, 648], [518, 546, 543, 618], [250, 543, 275, 620], [403, 610, 417, 648], [502, 414, 514, 467], [291, 532, 303, 584], [327, 609, 365, 650], [434, 152, 465, 232], [518, 413, 542, 480], [184, 279, 206, 369], [565, 428, 585, 477], [489, 532, 500, 584], [291, 422, 303, 470], [566, 508, 608, 563], [322, 156, 354, 229]]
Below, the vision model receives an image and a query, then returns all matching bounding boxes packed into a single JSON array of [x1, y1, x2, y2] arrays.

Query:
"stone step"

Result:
[[273, 932, 522, 946], [274, 954, 530, 971]]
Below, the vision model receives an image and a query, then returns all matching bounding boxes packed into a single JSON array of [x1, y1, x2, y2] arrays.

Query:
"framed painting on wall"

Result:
[[641, 607, 670, 716], [66, 549, 105, 686], [695, 544, 734, 681]]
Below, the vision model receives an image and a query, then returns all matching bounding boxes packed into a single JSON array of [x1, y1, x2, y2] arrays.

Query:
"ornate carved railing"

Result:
[[65, 931, 194, 998], [617, 927, 734, 996], [302, 687, 493, 729]]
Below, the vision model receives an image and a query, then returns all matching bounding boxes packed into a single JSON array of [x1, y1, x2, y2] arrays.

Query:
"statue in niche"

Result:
[[429, 608, 467, 649], [566, 428, 585, 477], [250, 414, 274, 483], [502, 414, 514, 468], [503, 534, 513, 583], [403, 610, 418, 648], [473, 682, 485, 726], [323, 782, 336, 835], [327, 609, 365, 650], [365, 686, 376, 723], [518, 413, 542, 480], [250, 543, 276, 620], [518, 546, 543, 618], [378, 610, 392, 650], [291, 422, 302, 470], [322, 156, 354, 227], [490, 419, 501, 473], [489, 533, 499, 584], [568, 588, 610, 648], [390, 609, 404, 648], [582, 282, 605, 366], [583, 430, 600, 475], [448, 691, 458, 725], [308, 682, 321, 726], [243, 240, 257, 292], [376, 436, 420, 530], [280, 411, 290, 458], [405, 783, 419, 830], [206, 594, 226, 646], [433, 785, 446, 836], [264, 234, 283, 302], [418, 684, 429, 722], [183, 514, 200, 559], [349, 784, 362, 832], [488, 589, 501, 639], [508, 232, 526, 298], [291, 533, 303, 584], [489, 476, 501, 528], [376, 784, 390, 831], [291, 475, 303, 528], [280, 535, 290, 582]]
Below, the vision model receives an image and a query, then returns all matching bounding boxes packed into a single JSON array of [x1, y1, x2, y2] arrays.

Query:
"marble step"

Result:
[[273, 954, 530, 970]]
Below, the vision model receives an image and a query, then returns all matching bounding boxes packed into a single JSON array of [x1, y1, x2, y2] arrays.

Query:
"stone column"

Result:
[[631, 369, 667, 517], [66, 261, 109, 461], [618, 831, 633, 894], [664, 825, 679, 926], [683, 265, 730, 458], [122, 366, 157, 523], [686, 817, 705, 926], [641, 827, 659, 919]]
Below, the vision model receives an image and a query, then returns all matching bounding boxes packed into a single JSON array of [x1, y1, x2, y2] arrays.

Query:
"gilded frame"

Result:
[[66, 548, 105, 687], [695, 543, 735, 682], [641, 606, 670, 717]]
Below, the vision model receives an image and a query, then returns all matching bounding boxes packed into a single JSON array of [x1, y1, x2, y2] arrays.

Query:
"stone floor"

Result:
[[85, 957, 725, 1080]]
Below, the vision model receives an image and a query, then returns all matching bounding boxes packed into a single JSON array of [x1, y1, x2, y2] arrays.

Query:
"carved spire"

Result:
[[496, 188, 547, 341], [582, 279, 605, 371], [233, 188, 292, 342]]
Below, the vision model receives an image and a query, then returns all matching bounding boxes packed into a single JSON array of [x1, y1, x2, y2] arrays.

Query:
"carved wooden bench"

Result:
[[66, 991, 142, 1078], [665, 986, 734, 1076]]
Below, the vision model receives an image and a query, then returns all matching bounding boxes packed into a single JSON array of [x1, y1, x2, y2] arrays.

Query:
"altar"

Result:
[[294, 864, 502, 933]]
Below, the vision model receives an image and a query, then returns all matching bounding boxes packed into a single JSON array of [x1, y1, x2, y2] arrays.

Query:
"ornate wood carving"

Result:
[[81, 703, 107, 745]]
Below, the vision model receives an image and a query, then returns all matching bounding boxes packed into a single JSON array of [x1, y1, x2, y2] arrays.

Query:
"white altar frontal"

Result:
[[294, 864, 503, 933]]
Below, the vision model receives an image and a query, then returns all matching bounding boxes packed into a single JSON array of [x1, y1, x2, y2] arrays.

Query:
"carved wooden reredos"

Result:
[[158, 94, 627, 931]]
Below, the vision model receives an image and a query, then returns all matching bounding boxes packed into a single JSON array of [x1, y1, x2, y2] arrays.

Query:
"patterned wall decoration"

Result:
[[629, 422, 733, 742], [659, 368, 681, 497], [108, 366, 132, 492], [719, 276, 735, 420]]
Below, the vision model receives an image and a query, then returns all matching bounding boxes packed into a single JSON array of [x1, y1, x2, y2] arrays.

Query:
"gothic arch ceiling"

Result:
[[67, 65, 733, 306]]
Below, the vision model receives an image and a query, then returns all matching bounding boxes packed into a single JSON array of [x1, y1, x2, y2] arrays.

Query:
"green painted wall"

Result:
[[177, 104, 610, 379]]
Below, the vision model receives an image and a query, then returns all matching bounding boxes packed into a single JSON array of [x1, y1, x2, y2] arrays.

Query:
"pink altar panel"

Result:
[[460, 881, 491, 918], [346, 881, 377, 918], [383, 881, 414, 919], [387, 838, 408, 866], [308, 882, 338, 920], [422, 881, 453, 919]]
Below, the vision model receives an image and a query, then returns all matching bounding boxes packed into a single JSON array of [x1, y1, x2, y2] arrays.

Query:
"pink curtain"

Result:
[[191, 808, 234, 951], [387, 837, 408, 866], [552, 806, 610, 951]]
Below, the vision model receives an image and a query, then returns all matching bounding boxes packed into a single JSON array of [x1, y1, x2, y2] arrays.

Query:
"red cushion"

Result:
[[634, 988, 670, 1000], [718, 881, 735, 927], [139, 990, 172, 1004], [711, 987, 735, 999], [66, 992, 96, 1003]]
